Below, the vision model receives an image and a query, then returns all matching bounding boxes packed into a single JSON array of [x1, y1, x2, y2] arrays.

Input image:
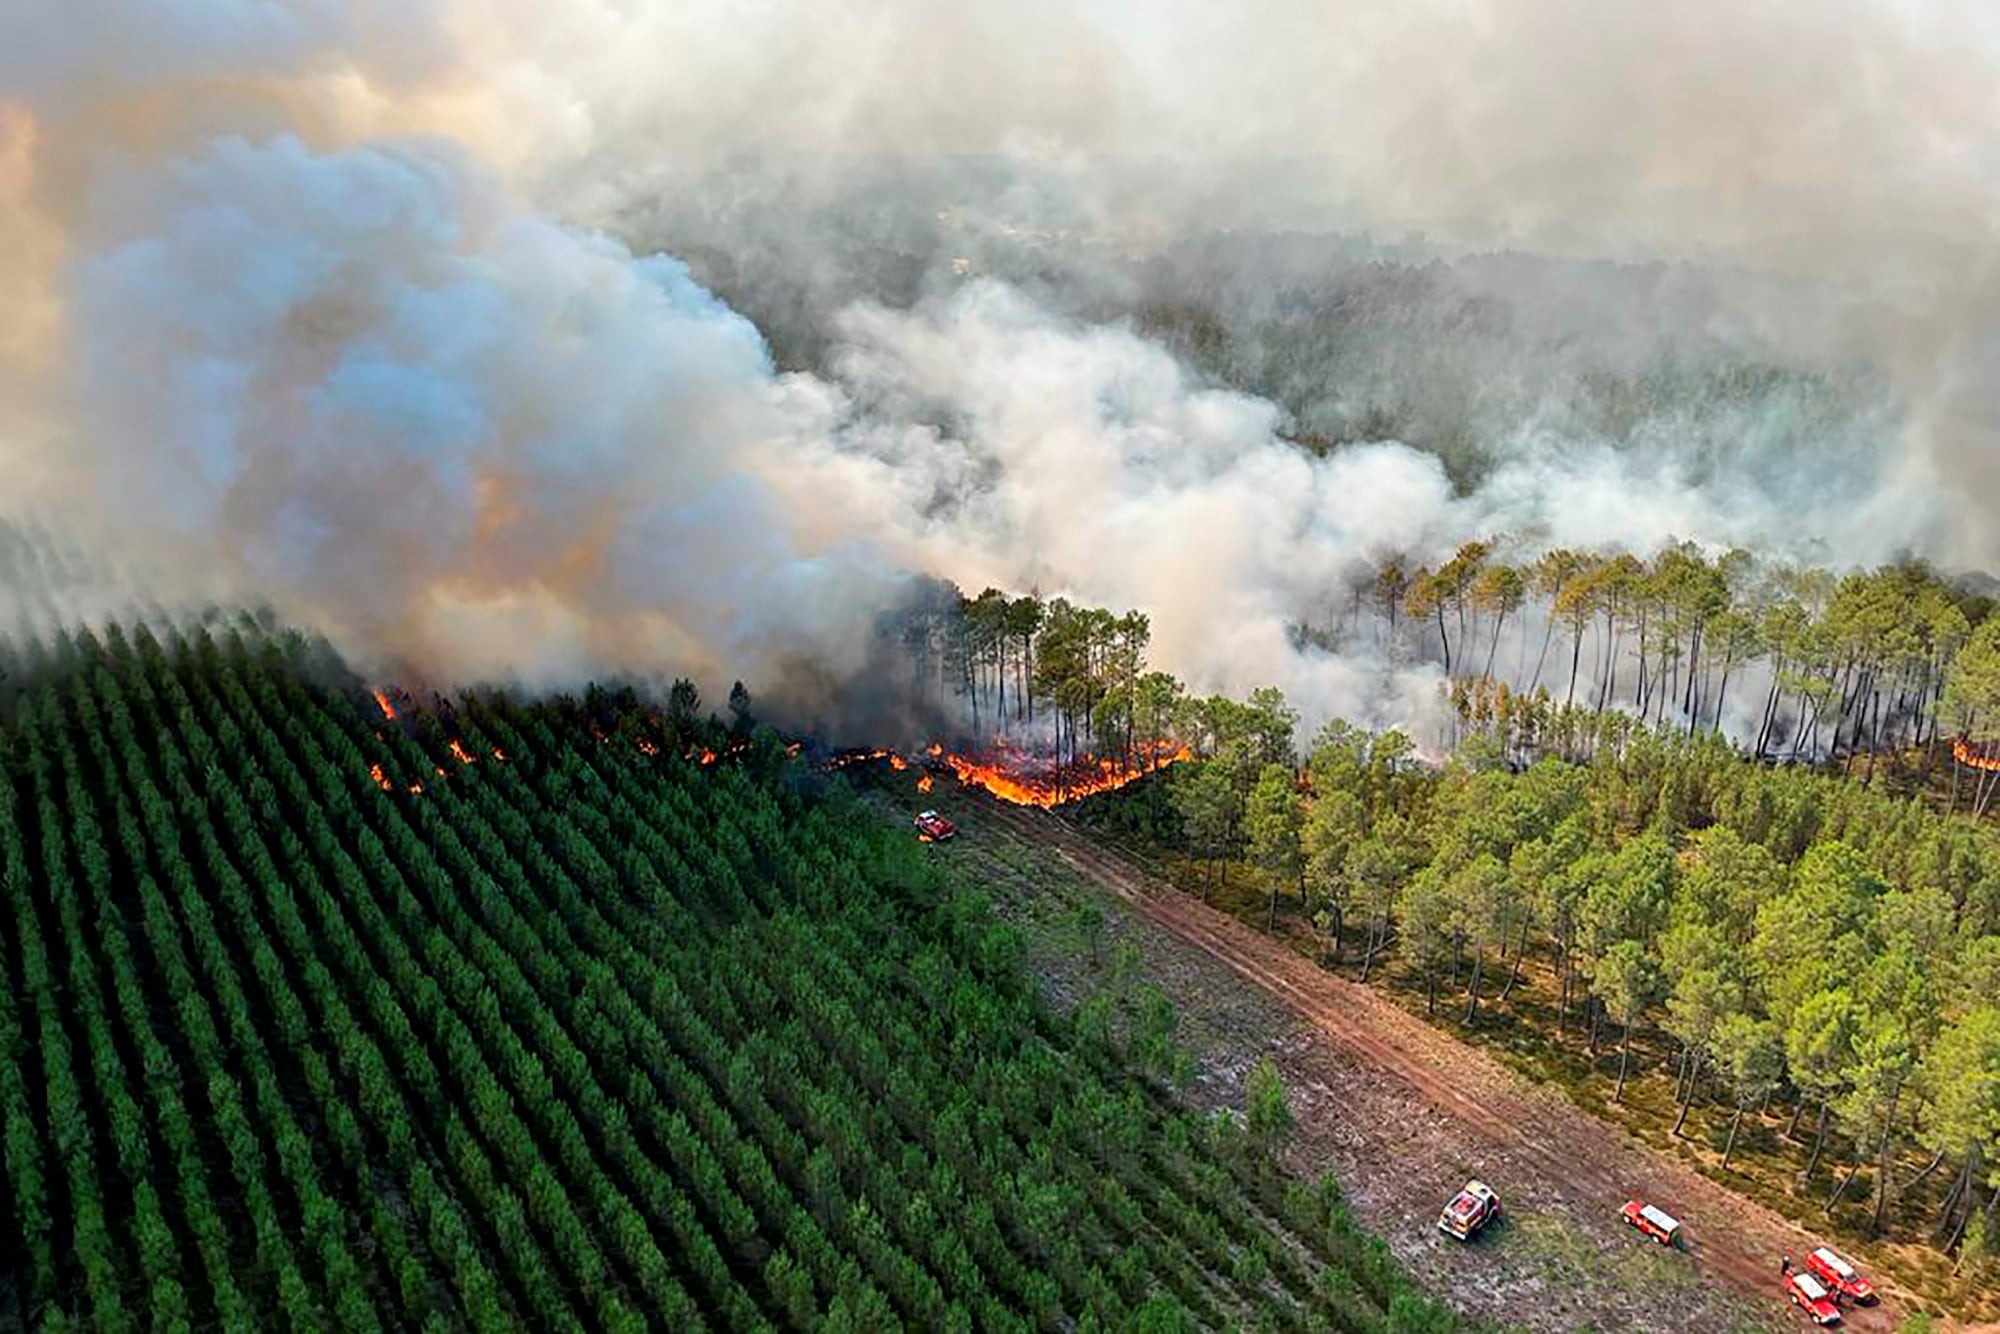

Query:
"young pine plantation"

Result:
[[0, 620, 1463, 1332]]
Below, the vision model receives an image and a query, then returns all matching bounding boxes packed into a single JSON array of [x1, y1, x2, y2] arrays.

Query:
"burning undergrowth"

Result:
[[937, 739, 1192, 808], [365, 680, 1191, 812], [807, 737, 1192, 807]]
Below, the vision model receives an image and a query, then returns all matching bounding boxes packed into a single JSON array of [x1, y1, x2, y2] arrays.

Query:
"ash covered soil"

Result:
[[895, 789, 1902, 1334]]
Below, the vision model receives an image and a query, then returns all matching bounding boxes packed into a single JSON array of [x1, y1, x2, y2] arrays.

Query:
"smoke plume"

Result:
[[4, 0, 1998, 737]]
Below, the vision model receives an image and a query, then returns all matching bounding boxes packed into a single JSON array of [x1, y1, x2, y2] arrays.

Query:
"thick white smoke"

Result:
[[60, 131, 902, 691], [4, 0, 1998, 737], [796, 283, 1467, 725]]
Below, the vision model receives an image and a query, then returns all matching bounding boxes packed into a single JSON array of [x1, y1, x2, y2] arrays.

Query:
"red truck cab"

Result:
[[1785, 1271, 1843, 1325], [1805, 1246, 1875, 1304], [1437, 1180, 1500, 1241], [913, 810, 956, 842], [1619, 1200, 1682, 1247]]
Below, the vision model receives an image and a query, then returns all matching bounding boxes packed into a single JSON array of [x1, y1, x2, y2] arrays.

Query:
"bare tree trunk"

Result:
[[1901, 1146, 1947, 1194], [1756, 661, 1784, 758], [1615, 1016, 1636, 1102], [1722, 1104, 1746, 1169], [1872, 1081, 1903, 1234], [1682, 622, 1703, 720], [1598, 611, 1620, 714], [1866, 688, 1885, 783], [1557, 950, 1572, 1030], [1790, 690, 1815, 761], [1977, 767, 2000, 819], [1672, 1048, 1698, 1137], [1825, 1146, 1865, 1213], [1938, 1158, 1973, 1242], [1499, 920, 1530, 1003], [1831, 659, 1858, 756], [1556, 950, 1570, 1030], [1635, 612, 1650, 713], [1464, 945, 1485, 1025], [1800, 1101, 1832, 1185]]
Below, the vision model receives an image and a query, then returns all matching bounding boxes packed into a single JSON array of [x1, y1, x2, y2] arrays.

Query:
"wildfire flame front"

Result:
[[822, 739, 1188, 808], [941, 739, 1190, 809], [1953, 736, 2000, 773]]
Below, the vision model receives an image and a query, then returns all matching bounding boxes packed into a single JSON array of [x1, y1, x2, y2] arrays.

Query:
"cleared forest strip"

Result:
[[981, 797, 1918, 1332]]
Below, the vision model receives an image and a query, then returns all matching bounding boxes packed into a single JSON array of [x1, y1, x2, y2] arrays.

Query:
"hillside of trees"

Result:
[[892, 538, 2000, 808], [1350, 542, 1995, 771], [0, 618, 1465, 1332], [1075, 719, 2000, 1312], [872, 544, 2000, 1308]]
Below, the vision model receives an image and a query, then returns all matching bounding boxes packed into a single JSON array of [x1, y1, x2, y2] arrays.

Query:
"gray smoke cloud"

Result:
[[4, 0, 1998, 738], [63, 130, 905, 692]]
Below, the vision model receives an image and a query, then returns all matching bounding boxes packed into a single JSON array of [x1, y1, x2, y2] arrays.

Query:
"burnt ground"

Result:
[[903, 789, 1925, 1334]]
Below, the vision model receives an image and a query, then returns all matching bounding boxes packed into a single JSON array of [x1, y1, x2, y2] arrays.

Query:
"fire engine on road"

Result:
[[1805, 1246, 1875, 1305], [1785, 1270, 1843, 1325], [1619, 1199, 1682, 1247], [1437, 1180, 1501, 1241]]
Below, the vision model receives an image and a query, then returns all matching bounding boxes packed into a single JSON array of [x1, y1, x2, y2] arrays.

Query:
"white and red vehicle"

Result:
[[1805, 1247, 1876, 1305], [913, 810, 957, 842], [1619, 1199, 1682, 1248], [1785, 1270, 1843, 1325], [1437, 1180, 1501, 1241]]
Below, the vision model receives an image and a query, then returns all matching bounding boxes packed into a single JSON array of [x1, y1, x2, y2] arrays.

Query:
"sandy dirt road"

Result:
[[975, 800, 1908, 1333]]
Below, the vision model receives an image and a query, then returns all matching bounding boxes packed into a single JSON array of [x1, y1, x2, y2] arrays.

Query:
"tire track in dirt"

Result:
[[980, 800, 1905, 1332]]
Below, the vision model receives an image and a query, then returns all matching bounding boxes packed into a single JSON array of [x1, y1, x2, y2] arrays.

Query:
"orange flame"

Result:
[[370, 763, 393, 792], [1952, 736, 2000, 773], [917, 773, 934, 793], [637, 737, 660, 756], [888, 754, 908, 771], [699, 749, 717, 766], [942, 741, 1190, 808], [448, 739, 476, 766], [408, 781, 424, 795], [372, 690, 396, 721], [491, 747, 508, 762]]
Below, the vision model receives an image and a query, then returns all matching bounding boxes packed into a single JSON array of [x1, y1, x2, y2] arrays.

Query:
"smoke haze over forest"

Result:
[[5, 0, 2000, 736]]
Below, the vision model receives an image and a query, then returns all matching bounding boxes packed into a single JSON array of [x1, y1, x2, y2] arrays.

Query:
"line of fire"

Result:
[[364, 680, 1191, 810], [355, 587, 1246, 810]]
